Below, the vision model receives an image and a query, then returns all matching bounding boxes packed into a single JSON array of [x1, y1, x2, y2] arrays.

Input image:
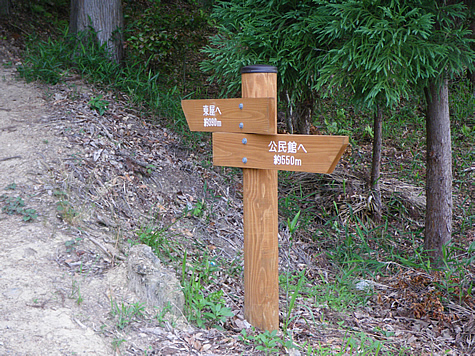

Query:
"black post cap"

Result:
[[241, 65, 278, 74]]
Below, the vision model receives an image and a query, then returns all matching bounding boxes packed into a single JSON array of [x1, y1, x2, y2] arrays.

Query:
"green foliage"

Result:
[[18, 27, 115, 85], [4, 183, 17, 190], [70, 278, 83, 305], [239, 328, 283, 355], [204, 0, 475, 116], [201, 0, 329, 103], [56, 199, 78, 223], [284, 269, 305, 333], [154, 302, 174, 327], [88, 95, 109, 115], [314, 0, 475, 108], [123, 0, 214, 93], [110, 299, 145, 330], [17, 27, 197, 140], [64, 237, 82, 253], [184, 199, 206, 218], [3, 196, 25, 214], [125, 2, 210, 71], [181, 252, 234, 329], [139, 224, 234, 329], [138, 225, 183, 263], [0, 193, 38, 222], [111, 338, 126, 352]]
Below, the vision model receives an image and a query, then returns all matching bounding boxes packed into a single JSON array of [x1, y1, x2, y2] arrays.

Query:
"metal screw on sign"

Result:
[[180, 64, 349, 332]]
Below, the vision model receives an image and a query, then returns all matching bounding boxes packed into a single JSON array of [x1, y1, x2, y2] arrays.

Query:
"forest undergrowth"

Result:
[[1, 1, 474, 354]]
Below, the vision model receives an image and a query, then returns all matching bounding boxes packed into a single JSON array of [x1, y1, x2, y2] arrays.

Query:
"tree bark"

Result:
[[69, 0, 123, 63], [370, 104, 383, 223], [468, 17, 475, 92], [424, 78, 453, 263], [292, 103, 312, 135], [283, 93, 313, 134], [0, 0, 11, 17]]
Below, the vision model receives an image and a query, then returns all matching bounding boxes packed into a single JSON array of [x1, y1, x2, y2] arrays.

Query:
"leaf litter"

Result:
[[39, 79, 474, 355], [1, 39, 474, 354]]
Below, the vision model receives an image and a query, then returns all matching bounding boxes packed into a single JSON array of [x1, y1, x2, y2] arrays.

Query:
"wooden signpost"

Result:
[[181, 65, 349, 331]]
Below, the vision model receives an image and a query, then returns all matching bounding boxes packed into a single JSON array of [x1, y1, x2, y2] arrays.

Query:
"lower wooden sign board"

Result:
[[181, 98, 275, 134], [213, 132, 349, 174]]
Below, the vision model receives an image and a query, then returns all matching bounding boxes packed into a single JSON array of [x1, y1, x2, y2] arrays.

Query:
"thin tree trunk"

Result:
[[468, 17, 475, 92], [0, 0, 11, 17], [370, 104, 383, 223], [293, 103, 312, 135], [283, 94, 313, 134], [70, 0, 123, 63], [424, 78, 453, 263]]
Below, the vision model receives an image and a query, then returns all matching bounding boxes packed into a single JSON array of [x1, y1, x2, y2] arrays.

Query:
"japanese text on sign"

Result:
[[268, 140, 307, 154], [268, 140, 307, 166], [203, 105, 222, 127]]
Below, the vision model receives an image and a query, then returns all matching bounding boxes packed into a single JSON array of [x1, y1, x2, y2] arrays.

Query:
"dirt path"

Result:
[[0, 46, 245, 355], [0, 61, 121, 355]]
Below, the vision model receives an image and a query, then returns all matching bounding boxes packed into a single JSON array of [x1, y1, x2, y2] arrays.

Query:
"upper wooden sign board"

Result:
[[213, 133, 349, 174], [181, 98, 276, 134]]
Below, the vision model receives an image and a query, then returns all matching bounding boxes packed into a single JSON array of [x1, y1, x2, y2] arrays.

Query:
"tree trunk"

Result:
[[468, 17, 475, 92], [70, 0, 123, 63], [283, 92, 313, 134], [292, 103, 312, 135], [424, 78, 453, 263], [370, 104, 383, 223], [0, 0, 11, 17]]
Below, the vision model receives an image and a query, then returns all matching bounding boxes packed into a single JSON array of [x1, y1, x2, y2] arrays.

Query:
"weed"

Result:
[[284, 211, 303, 333], [70, 278, 83, 305], [146, 163, 155, 175], [240, 328, 284, 355], [185, 199, 206, 218], [1, 196, 24, 214], [155, 302, 174, 327], [88, 94, 109, 115], [138, 220, 234, 329], [110, 299, 145, 330], [181, 252, 234, 329], [0, 194, 38, 222], [138, 225, 182, 263], [111, 338, 126, 352], [21, 208, 38, 222], [64, 237, 82, 253], [4, 183, 17, 190], [17, 26, 204, 145], [56, 200, 78, 223]]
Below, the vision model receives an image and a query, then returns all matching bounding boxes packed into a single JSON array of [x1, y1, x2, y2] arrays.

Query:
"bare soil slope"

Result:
[[0, 44, 244, 354], [0, 62, 116, 354]]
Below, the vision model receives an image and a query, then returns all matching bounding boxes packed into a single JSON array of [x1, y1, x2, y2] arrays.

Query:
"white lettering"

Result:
[[204, 104, 221, 116], [278, 141, 287, 153], [273, 155, 302, 166], [268, 141, 277, 152], [287, 141, 297, 154], [203, 118, 222, 127]]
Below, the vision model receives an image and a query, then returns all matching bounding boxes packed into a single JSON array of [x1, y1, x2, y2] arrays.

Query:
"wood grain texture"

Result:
[[243, 168, 279, 331], [213, 133, 349, 173], [181, 98, 275, 133], [241, 69, 279, 331]]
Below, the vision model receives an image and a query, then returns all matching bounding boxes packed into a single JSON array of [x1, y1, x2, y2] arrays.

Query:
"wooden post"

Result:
[[241, 65, 279, 331], [181, 65, 349, 332]]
